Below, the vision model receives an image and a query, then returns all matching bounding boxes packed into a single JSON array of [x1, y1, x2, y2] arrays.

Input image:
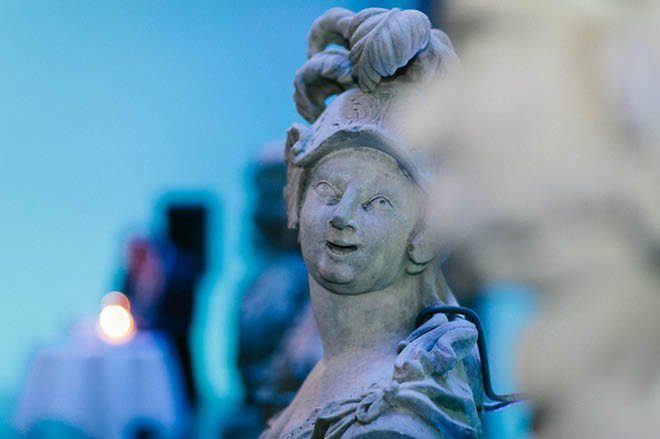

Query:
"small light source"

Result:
[[97, 292, 135, 343], [101, 291, 131, 312]]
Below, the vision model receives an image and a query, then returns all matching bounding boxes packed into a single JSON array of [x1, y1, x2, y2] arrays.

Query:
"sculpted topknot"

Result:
[[294, 7, 457, 123]]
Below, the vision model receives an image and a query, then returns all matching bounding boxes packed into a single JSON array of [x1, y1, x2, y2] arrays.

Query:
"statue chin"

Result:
[[314, 271, 365, 295], [312, 267, 395, 296]]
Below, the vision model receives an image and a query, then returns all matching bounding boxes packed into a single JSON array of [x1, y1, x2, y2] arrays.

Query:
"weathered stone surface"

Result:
[[261, 7, 482, 438]]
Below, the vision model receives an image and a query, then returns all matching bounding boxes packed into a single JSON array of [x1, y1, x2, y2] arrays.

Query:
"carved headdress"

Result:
[[284, 7, 457, 228]]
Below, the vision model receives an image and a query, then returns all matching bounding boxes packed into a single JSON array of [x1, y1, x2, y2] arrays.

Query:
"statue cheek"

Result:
[[378, 221, 414, 266], [304, 195, 335, 222], [368, 215, 408, 246], [300, 205, 327, 236]]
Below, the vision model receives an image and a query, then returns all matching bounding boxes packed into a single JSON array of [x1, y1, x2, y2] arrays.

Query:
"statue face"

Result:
[[299, 148, 422, 295]]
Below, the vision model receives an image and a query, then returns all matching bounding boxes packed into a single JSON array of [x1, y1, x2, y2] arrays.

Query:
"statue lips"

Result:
[[325, 238, 359, 257]]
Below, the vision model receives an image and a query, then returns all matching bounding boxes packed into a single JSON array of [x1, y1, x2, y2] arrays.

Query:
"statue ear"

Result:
[[284, 123, 312, 229], [285, 122, 311, 162], [406, 224, 446, 274]]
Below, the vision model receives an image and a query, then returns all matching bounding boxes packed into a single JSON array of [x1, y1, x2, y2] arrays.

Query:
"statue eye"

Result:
[[314, 181, 340, 204], [365, 196, 394, 211]]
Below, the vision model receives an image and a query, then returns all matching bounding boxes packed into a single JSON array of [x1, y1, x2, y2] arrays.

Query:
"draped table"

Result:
[[13, 325, 189, 438]]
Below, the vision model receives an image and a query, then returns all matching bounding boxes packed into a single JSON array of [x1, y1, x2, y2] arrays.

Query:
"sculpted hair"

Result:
[[293, 7, 457, 123]]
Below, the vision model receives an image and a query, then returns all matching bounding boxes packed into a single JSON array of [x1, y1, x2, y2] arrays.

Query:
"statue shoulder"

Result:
[[306, 314, 483, 438], [262, 314, 483, 438]]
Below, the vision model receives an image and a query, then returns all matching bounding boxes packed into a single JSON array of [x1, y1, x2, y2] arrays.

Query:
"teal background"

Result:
[[0, 0, 419, 434]]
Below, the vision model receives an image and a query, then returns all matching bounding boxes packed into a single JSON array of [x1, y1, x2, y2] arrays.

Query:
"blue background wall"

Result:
[[0, 0, 419, 431]]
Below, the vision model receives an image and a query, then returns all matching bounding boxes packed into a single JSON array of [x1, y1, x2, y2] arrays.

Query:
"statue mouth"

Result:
[[326, 240, 358, 255]]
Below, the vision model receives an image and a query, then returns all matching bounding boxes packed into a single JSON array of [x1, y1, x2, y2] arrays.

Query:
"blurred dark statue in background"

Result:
[[261, 7, 483, 439], [223, 145, 322, 438]]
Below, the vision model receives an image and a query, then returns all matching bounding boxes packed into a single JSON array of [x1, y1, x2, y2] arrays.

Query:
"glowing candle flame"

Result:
[[97, 292, 135, 343]]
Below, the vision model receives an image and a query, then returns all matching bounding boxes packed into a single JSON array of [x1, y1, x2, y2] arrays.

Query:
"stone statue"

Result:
[[261, 7, 483, 438]]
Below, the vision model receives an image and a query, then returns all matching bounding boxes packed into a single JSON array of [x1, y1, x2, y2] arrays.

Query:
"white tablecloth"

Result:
[[14, 329, 189, 438]]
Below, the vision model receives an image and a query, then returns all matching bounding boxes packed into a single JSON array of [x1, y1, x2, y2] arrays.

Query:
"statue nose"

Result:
[[329, 193, 357, 230], [329, 213, 355, 230]]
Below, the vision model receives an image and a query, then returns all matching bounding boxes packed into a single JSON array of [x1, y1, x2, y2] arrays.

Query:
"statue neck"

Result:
[[309, 274, 425, 359]]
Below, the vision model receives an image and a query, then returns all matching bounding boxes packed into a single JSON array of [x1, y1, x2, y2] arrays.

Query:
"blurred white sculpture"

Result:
[[400, 1, 660, 437]]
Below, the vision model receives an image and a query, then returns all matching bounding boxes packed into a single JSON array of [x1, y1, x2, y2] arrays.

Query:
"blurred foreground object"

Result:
[[402, 1, 660, 437]]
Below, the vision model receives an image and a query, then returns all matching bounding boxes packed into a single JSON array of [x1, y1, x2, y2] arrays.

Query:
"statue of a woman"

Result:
[[262, 7, 483, 438]]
